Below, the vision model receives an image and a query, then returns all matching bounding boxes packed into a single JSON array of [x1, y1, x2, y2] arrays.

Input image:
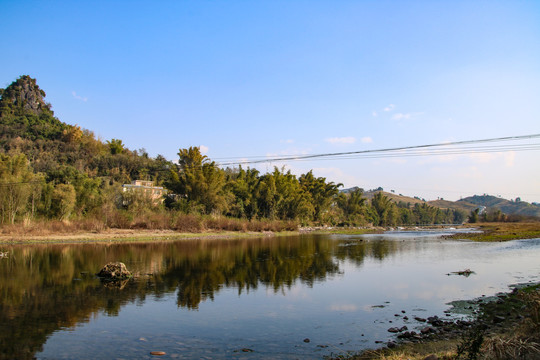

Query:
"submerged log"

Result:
[[97, 262, 132, 279], [447, 268, 475, 277]]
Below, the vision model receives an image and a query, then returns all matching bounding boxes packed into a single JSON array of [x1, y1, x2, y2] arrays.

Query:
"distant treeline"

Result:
[[0, 75, 466, 229], [0, 148, 466, 228]]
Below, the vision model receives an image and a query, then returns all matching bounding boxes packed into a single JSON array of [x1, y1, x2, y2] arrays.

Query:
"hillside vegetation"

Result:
[[0, 75, 536, 234], [458, 194, 540, 218]]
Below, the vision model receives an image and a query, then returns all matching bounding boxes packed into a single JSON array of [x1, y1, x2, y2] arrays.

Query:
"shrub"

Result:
[[174, 213, 204, 232]]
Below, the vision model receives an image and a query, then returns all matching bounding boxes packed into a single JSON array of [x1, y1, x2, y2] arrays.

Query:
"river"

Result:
[[1, 230, 539, 359]]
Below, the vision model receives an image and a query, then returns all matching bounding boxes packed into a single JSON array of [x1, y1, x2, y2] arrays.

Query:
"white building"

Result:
[[122, 180, 166, 203]]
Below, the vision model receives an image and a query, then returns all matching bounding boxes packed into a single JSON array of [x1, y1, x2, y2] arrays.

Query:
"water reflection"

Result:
[[2, 233, 538, 359], [0, 235, 389, 359]]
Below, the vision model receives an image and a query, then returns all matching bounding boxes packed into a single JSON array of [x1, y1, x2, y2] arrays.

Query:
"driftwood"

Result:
[[447, 268, 475, 277]]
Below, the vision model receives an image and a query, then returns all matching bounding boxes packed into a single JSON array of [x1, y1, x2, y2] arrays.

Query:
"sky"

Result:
[[1, 1, 539, 203]]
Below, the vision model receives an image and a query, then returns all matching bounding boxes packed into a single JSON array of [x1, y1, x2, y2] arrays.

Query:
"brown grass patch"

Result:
[[206, 217, 248, 231], [453, 221, 540, 241], [0, 212, 299, 238], [482, 337, 540, 359], [174, 213, 204, 232], [131, 212, 172, 230]]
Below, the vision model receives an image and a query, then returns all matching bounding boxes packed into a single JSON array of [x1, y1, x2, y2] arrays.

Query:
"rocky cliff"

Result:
[[0, 75, 52, 117]]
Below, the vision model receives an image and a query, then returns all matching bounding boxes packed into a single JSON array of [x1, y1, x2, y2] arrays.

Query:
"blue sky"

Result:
[[1, 1, 539, 202]]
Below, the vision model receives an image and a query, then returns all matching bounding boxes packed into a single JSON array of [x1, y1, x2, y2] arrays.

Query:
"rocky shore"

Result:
[[337, 282, 540, 360]]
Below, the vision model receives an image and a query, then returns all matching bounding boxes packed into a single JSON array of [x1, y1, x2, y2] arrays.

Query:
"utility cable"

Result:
[[215, 134, 540, 166]]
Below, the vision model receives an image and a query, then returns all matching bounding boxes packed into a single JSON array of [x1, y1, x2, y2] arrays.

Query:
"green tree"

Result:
[[413, 203, 436, 225], [224, 166, 260, 219], [271, 167, 314, 222], [256, 173, 277, 219], [468, 208, 479, 223], [107, 139, 125, 155], [337, 188, 368, 225], [0, 154, 36, 224], [371, 191, 397, 226], [299, 170, 341, 222], [170, 147, 227, 215], [51, 183, 76, 220], [29, 173, 45, 218]]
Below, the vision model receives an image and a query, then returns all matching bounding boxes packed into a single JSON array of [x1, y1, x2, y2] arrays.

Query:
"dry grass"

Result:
[[131, 212, 172, 230], [453, 222, 540, 241], [482, 337, 540, 359], [174, 213, 205, 232], [342, 346, 456, 360], [247, 219, 298, 232], [205, 216, 248, 232], [0, 211, 299, 237], [0, 218, 106, 235], [473, 286, 540, 360]]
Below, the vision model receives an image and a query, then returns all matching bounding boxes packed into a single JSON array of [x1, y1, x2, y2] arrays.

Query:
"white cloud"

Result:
[[199, 145, 209, 154], [325, 136, 356, 144], [280, 139, 294, 144], [72, 91, 88, 102], [360, 136, 373, 144], [372, 111, 378, 117], [392, 112, 424, 121], [383, 104, 395, 112], [392, 113, 411, 120]]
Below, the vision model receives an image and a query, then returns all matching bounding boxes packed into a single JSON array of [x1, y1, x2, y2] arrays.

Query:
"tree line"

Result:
[[0, 147, 465, 227], [0, 75, 466, 228]]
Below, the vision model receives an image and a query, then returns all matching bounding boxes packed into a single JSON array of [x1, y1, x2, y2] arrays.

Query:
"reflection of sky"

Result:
[[37, 234, 540, 359]]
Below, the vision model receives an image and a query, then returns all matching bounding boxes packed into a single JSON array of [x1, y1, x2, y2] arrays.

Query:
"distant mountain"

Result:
[[341, 187, 540, 218], [427, 199, 478, 213], [458, 195, 540, 218], [363, 190, 426, 206]]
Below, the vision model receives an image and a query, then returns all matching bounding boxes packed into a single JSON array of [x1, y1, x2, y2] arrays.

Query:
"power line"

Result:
[[286, 145, 540, 162], [215, 134, 540, 166]]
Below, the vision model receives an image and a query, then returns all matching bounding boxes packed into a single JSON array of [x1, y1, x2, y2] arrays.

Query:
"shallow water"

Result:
[[1, 231, 539, 359]]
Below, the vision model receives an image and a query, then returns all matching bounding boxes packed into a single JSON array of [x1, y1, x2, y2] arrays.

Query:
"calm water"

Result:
[[1, 231, 539, 359]]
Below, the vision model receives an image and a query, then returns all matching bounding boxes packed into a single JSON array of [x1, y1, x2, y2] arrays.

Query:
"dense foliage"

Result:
[[0, 76, 467, 228]]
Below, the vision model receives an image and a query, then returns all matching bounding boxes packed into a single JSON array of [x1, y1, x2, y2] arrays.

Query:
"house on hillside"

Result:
[[122, 180, 166, 203]]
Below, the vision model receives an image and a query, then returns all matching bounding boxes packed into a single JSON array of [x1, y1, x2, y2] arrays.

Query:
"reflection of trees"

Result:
[[0, 234, 399, 359], [0, 245, 170, 360], [0, 275, 160, 360], [163, 238, 340, 309], [334, 237, 397, 264]]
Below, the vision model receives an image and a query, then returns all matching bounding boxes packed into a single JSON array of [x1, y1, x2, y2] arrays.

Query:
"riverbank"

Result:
[[445, 222, 540, 242], [0, 216, 298, 244], [1, 221, 538, 245], [0, 227, 383, 244], [0, 228, 300, 244], [330, 283, 540, 360]]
